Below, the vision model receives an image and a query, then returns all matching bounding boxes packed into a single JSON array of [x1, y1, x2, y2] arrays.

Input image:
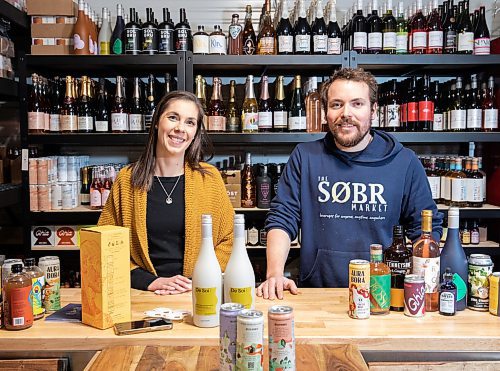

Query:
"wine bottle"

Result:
[[288, 75, 306, 132], [257, 76, 273, 132], [142, 8, 159, 54], [227, 80, 241, 132], [60, 76, 78, 133], [467, 75, 482, 132], [405, 76, 418, 131], [256, 166, 272, 209], [411, 0, 427, 54], [28, 74, 45, 133], [384, 225, 412, 312], [158, 8, 175, 54], [450, 157, 467, 207], [427, 0, 443, 54], [368, 0, 383, 54], [95, 78, 109, 132], [443, 3, 457, 53], [473, 6, 490, 55], [241, 75, 259, 133], [73, 0, 90, 55], [129, 77, 144, 132], [312, 0, 327, 54], [385, 79, 400, 131], [457, 0, 473, 54], [412, 209, 440, 312], [432, 81, 444, 131], [242, 5, 257, 55], [77, 76, 94, 133], [294, 0, 311, 54], [111, 76, 128, 133], [482, 76, 498, 132], [192, 214, 222, 327], [110, 4, 125, 55], [258, 0, 276, 55], [241, 153, 256, 208], [273, 75, 288, 132], [326, 0, 341, 55], [450, 77, 466, 131], [174, 8, 192, 52], [124, 8, 141, 55], [352, 0, 368, 53], [418, 75, 434, 131], [276, 0, 294, 55], [306, 77, 321, 132], [49, 77, 62, 132], [395, 1, 408, 54], [228, 14, 243, 55], [195, 75, 208, 127], [440, 207, 468, 311], [207, 77, 226, 132], [143, 74, 156, 131], [98, 7, 112, 54], [382, 0, 397, 54]]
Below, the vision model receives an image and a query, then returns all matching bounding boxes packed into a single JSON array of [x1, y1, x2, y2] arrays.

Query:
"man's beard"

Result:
[[331, 119, 370, 148]]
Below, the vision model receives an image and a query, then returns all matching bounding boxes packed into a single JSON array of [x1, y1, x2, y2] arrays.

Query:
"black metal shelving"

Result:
[[0, 0, 28, 29], [0, 77, 18, 99], [0, 184, 21, 208]]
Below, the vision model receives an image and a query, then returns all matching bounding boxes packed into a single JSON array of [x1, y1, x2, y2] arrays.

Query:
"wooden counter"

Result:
[[0, 288, 499, 352]]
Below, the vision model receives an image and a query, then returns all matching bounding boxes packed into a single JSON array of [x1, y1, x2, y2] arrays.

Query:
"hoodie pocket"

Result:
[[300, 249, 368, 288]]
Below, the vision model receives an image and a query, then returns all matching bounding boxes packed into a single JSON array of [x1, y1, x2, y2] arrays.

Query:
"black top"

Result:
[[131, 175, 185, 290]]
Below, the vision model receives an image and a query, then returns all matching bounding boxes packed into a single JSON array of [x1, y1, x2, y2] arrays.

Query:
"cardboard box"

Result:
[[55, 225, 78, 247], [31, 225, 56, 247], [27, 0, 77, 16], [226, 184, 241, 209], [31, 24, 74, 38], [80, 226, 131, 329], [221, 169, 241, 185], [31, 45, 71, 55]]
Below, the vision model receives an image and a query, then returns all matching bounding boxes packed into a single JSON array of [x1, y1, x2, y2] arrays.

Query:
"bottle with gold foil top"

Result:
[[369, 244, 391, 315], [111, 76, 128, 133], [23, 258, 45, 320], [192, 214, 222, 328], [78, 76, 94, 133], [412, 209, 440, 312], [241, 152, 256, 208], [242, 5, 257, 55], [224, 214, 255, 309], [258, 0, 276, 54], [273, 75, 288, 132], [60, 76, 78, 133], [241, 75, 259, 133], [3, 264, 33, 330], [195, 75, 208, 127], [226, 80, 241, 132], [207, 77, 226, 132]]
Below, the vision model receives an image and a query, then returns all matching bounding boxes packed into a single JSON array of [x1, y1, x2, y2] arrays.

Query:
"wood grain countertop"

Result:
[[0, 288, 498, 352]]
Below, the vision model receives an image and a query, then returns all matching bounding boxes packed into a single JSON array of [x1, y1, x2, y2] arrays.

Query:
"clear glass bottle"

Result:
[[305, 77, 321, 132], [241, 75, 259, 133], [207, 77, 226, 132], [288, 75, 306, 132], [226, 80, 241, 132], [23, 258, 45, 320], [257, 0, 276, 54], [258, 76, 272, 132], [369, 244, 391, 315], [4, 264, 33, 330], [241, 153, 256, 208]]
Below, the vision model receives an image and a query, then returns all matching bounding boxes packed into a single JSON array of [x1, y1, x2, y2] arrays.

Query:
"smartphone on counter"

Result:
[[113, 318, 173, 336]]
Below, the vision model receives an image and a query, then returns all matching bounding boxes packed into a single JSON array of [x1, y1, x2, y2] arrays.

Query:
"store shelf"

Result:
[[438, 204, 500, 219], [31, 246, 80, 251], [351, 53, 500, 75], [0, 78, 18, 99], [0, 0, 28, 29], [0, 183, 21, 208], [440, 241, 499, 248], [27, 132, 500, 146]]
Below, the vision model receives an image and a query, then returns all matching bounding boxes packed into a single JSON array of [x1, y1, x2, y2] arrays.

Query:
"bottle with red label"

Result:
[[418, 75, 434, 131], [3, 264, 34, 330], [410, 0, 427, 54], [406, 76, 419, 131]]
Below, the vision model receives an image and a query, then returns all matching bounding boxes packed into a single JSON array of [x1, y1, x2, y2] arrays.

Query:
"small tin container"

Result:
[[489, 272, 500, 316], [236, 309, 264, 371], [348, 259, 370, 319], [467, 254, 494, 311], [404, 274, 425, 317], [268, 305, 295, 371], [220, 303, 244, 371], [38, 256, 61, 312]]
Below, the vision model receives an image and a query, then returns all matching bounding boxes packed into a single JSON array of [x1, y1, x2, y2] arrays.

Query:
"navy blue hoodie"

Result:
[[266, 129, 443, 288]]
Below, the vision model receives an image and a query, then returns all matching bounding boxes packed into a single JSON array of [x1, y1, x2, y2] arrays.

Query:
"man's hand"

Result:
[[256, 276, 298, 300], [148, 275, 192, 295]]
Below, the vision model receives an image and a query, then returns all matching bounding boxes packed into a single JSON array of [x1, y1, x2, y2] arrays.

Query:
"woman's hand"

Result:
[[148, 275, 192, 295]]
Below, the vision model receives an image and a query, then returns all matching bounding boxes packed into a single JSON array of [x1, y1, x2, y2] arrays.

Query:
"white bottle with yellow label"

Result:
[[192, 214, 222, 327], [224, 214, 255, 309]]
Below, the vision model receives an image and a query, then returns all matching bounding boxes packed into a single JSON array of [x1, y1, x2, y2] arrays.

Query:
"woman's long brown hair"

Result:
[[130, 90, 214, 191]]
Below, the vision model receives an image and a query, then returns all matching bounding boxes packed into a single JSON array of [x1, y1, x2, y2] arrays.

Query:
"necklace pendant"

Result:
[[166, 197, 173, 204]]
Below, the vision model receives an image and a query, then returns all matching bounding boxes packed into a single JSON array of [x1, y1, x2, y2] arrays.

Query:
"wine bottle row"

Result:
[[71, 0, 492, 56]]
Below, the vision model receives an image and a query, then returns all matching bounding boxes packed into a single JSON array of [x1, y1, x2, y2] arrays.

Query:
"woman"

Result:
[[98, 91, 234, 295]]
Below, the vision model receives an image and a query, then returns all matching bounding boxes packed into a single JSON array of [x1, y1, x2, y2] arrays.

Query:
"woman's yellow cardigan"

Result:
[[97, 162, 234, 277]]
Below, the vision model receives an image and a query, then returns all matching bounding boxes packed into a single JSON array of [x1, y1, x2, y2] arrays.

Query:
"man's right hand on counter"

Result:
[[256, 276, 299, 300], [148, 275, 192, 295]]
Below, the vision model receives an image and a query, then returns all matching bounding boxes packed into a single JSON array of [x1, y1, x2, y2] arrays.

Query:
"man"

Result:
[[257, 68, 442, 300]]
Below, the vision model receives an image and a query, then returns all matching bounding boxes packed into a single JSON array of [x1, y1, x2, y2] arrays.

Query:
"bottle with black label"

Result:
[[175, 8, 192, 52], [256, 164, 272, 209], [95, 78, 109, 132], [158, 8, 175, 54], [439, 267, 457, 316], [124, 8, 141, 54], [142, 8, 159, 54], [271, 163, 283, 200], [143, 75, 155, 132]]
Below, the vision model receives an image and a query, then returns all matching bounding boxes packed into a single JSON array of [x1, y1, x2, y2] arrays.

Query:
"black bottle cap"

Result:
[[24, 258, 36, 267], [12, 263, 23, 273]]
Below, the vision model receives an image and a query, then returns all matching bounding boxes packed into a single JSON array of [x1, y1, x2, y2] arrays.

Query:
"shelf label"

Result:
[[22, 148, 29, 171]]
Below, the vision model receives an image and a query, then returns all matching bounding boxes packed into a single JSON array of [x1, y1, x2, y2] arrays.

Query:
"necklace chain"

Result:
[[155, 175, 181, 204]]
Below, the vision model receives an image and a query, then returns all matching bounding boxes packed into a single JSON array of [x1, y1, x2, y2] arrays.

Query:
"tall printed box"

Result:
[[79, 226, 131, 329]]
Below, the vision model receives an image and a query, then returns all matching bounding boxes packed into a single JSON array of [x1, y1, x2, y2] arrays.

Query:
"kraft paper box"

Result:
[[27, 0, 77, 16], [31, 45, 71, 55], [226, 184, 241, 209], [221, 169, 241, 185], [80, 226, 131, 329]]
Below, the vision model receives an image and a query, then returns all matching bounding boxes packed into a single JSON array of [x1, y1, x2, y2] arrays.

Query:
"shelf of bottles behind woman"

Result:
[[27, 71, 498, 134], [76, 0, 495, 57]]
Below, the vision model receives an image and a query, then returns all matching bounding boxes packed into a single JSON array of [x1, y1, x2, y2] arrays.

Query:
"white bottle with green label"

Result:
[[192, 214, 222, 327], [440, 207, 468, 311], [224, 214, 255, 309]]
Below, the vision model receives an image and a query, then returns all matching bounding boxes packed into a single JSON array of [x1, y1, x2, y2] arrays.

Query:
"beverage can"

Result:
[[268, 305, 295, 371], [404, 274, 425, 317], [467, 254, 494, 311], [51, 183, 62, 210], [488, 272, 499, 316], [38, 256, 61, 312], [57, 156, 68, 182], [236, 309, 264, 371], [220, 303, 244, 371], [348, 259, 370, 319]]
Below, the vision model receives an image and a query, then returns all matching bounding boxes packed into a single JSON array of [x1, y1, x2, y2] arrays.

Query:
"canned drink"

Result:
[[236, 309, 264, 371], [67, 156, 78, 182], [28, 158, 38, 185], [37, 158, 49, 184], [51, 183, 62, 210], [348, 259, 370, 319], [468, 254, 494, 311], [268, 306, 295, 371], [57, 156, 68, 182], [404, 274, 425, 317], [61, 183, 73, 210], [490, 273, 500, 316], [38, 256, 61, 312], [29, 184, 39, 211], [37, 185, 50, 211], [220, 303, 244, 371]]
